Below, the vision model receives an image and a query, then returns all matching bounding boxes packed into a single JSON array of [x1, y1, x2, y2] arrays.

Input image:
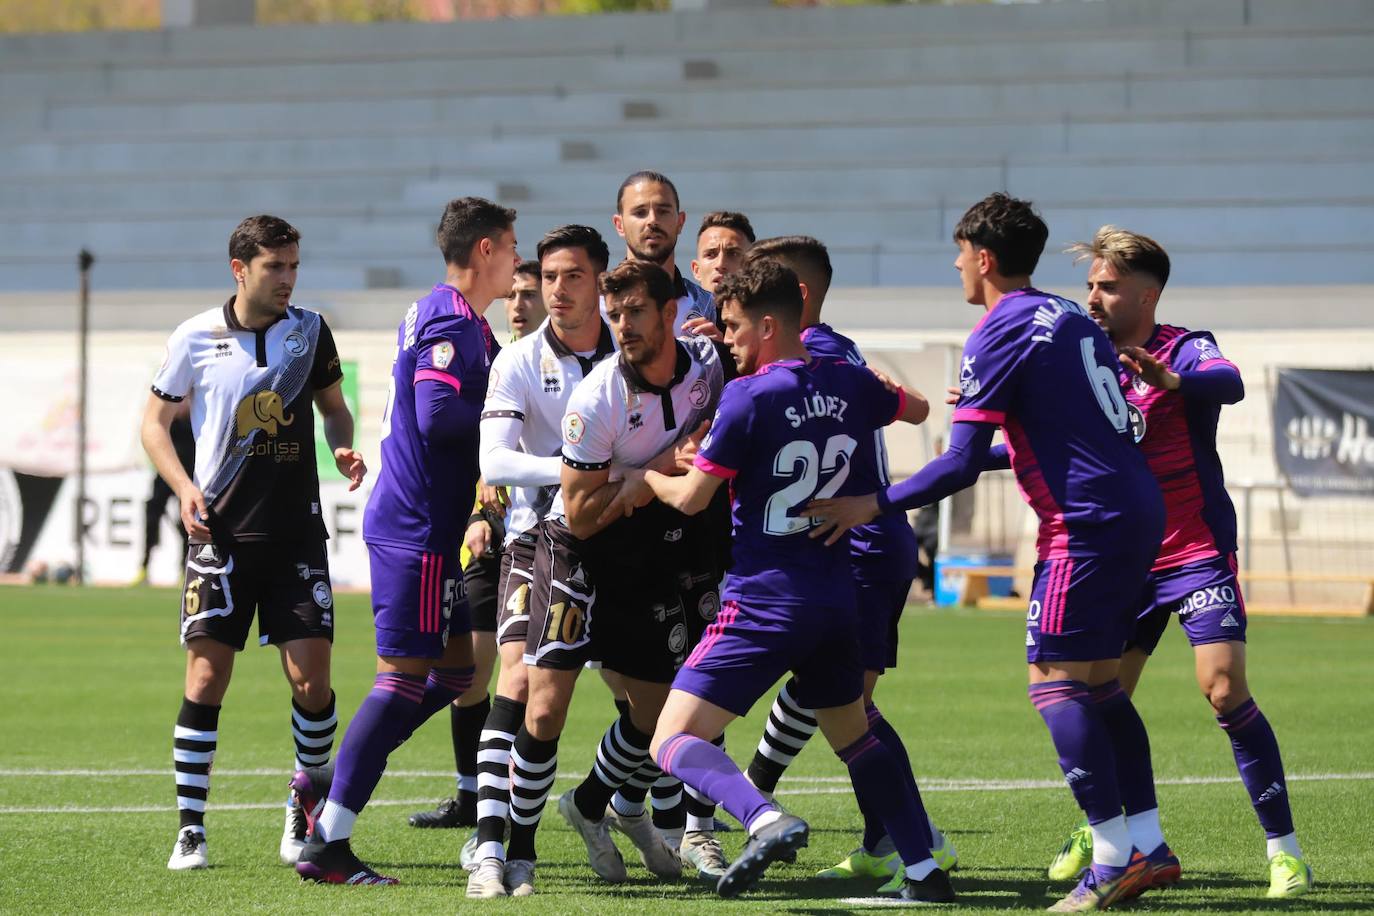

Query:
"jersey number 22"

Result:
[[765, 434, 858, 536]]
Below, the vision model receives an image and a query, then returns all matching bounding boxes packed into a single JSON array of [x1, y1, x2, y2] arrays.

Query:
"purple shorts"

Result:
[[1128, 553, 1248, 655], [1025, 550, 1153, 664], [855, 577, 911, 673], [672, 598, 863, 717], [368, 542, 469, 658]]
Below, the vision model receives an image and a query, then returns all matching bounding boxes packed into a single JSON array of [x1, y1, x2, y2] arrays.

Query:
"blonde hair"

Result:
[[1066, 225, 1170, 288]]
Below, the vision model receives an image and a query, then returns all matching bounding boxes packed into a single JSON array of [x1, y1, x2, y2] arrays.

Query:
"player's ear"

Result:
[[976, 246, 996, 278], [676, 210, 686, 234], [612, 213, 625, 238], [663, 296, 678, 328], [797, 280, 810, 309], [230, 258, 247, 285], [690, 259, 703, 283]]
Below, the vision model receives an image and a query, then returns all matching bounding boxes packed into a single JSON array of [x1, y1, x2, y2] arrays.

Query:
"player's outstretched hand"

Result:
[[1118, 346, 1180, 391], [479, 482, 509, 517], [177, 483, 211, 541], [464, 519, 493, 559], [334, 447, 367, 491], [803, 493, 880, 546], [674, 420, 710, 473], [946, 385, 960, 406], [682, 316, 723, 342]]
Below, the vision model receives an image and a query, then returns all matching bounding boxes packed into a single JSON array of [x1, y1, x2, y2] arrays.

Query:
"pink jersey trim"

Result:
[[953, 407, 1006, 425], [889, 388, 907, 425], [415, 368, 460, 392], [694, 455, 738, 480]]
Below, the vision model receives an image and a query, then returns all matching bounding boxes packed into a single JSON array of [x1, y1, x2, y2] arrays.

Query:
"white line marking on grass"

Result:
[[1, 771, 1370, 816]]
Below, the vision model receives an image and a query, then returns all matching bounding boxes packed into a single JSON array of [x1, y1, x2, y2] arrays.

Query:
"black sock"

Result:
[[454, 694, 490, 801]]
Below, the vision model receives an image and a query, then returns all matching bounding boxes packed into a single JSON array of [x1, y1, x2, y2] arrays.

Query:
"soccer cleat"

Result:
[[1139, 845, 1181, 894], [504, 858, 537, 897], [465, 857, 507, 898], [167, 827, 208, 871], [288, 765, 333, 839], [899, 868, 957, 904], [459, 829, 481, 871], [556, 790, 627, 883], [815, 847, 901, 879], [606, 804, 682, 879], [408, 795, 476, 829], [1266, 852, 1313, 899], [279, 796, 309, 865], [1048, 822, 1094, 881], [1047, 853, 1153, 911], [680, 830, 730, 879], [295, 836, 398, 885], [717, 814, 809, 899], [930, 821, 960, 873]]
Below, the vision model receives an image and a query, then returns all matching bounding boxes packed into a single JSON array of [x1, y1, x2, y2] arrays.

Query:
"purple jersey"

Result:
[[695, 357, 902, 608], [364, 284, 499, 552], [1121, 325, 1240, 570], [952, 288, 1161, 561], [802, 323, 919, 580]]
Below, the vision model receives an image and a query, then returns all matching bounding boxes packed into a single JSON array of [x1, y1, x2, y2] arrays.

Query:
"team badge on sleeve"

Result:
[[432, 341, 455, 369], [563, 412, 585, 445], [1193, 338, 1222, 362]]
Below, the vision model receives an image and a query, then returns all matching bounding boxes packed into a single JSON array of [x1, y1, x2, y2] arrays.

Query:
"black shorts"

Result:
[[525, 519, 595, 670], [464, 550, 501, 634], [179, 541, 333, 651], [496, 533, 537, 646]]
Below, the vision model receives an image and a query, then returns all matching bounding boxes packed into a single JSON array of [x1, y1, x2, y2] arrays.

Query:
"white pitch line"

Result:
[[0, 771, 1370, 815]]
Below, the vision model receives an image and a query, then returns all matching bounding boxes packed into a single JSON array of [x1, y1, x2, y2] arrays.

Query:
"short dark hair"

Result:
[[953, 192, 1049, 278], [536, 225, 610, 274], [744, 235, 833, 298], [714, 260, 804, 328], [229, 214, 300, 264], [615, 170, 681, 212], [436, 196, 517, 267], [599, 259, 675, 311], [513, 259, 540, 282], [697, 211, 756, 243]]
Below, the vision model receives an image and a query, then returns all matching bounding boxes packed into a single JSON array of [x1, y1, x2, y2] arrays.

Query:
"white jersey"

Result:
[[481, 319, 617, 541], [150, 298, 342, 543], [561, 335, 725, 477]]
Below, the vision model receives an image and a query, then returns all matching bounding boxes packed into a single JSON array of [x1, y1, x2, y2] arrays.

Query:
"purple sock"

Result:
[[657, 732, 774, 832], [391, 665, 475, 748], [1029, 680, 1123, 824], [1217, 698, 1294, 838], [1090, 680, 1158, 816], [861, 703, 924, 852], [838, 731, 934, 866], [329, 672, 426, 814]]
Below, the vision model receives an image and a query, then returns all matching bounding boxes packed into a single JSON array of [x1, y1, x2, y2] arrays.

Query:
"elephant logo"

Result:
[[235, 390, 294, 438]]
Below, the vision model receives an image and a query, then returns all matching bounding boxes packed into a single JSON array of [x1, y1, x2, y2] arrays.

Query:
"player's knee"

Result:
[[291, 677, 332, 711], [524, 702, 567, 740], [1200, 669, 1247, 714]]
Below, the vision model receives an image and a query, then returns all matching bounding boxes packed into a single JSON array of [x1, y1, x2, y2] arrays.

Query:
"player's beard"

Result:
[[622, 323, 666, 368], [628, 236, 674, 267]]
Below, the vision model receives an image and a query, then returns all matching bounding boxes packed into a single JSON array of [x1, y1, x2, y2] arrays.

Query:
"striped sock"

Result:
[[651, 773, 685, 831], [573, 714, 650, 821], [173, 697, 219, 833], [507, 728, 558, 862], [474, 695, 525, 862], [611, 759, 660, 817], [291, 691, 336, 770], [746, 678, 818, 793]]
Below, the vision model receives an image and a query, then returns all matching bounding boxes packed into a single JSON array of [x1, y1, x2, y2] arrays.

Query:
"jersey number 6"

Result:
[[1080, 336, 1129, 433], [764, 434, 859, 536]]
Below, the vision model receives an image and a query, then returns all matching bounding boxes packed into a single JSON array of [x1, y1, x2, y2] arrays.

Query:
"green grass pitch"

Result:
[[2, 585, 1371, 913]]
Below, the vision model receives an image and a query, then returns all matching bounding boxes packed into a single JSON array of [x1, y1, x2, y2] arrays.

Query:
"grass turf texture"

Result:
[[1, 585, 1371, 914]]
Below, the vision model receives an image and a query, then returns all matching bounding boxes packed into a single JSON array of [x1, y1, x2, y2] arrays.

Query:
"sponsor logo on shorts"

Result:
[[195, 544, 220, 564], [1026, 599, 1042, 627], [563, 412, 586, 445], [284, 332, 308, 357], [432, 340, 454, 369], [667, 622, 688, 654], [663, 528, 683, 543], [1221, 612, 1240, 628], [312, 581, 333, 609], [1026, 630, 1037, 647], [296, 562, 327, 580], [1179, 585, 1237, 617], [688, 379, 710, 409], [698, 591, 719, 622], [321, 611, 332, 628]]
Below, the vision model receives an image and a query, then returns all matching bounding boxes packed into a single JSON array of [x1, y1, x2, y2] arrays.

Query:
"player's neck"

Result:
[[551, 318, 601, 353], [981, 274, 1033, 310], [444, 266, 493, 315], [768, 338, 810, 365], [1117, 318, 1158, 351], [231, 293, 280, 330], [639, 340, 679, 387]]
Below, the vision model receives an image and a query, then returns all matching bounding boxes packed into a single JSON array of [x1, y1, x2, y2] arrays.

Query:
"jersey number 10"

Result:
[[765, 434, 858, 536]]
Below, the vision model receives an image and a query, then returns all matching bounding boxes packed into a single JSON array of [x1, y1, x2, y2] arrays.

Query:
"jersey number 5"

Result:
[[1080, 336, 1129, 433], [764, 434, 858, 536]]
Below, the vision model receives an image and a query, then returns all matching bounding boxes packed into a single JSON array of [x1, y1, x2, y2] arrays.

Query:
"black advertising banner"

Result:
[[1273, 369, 1374, 497]]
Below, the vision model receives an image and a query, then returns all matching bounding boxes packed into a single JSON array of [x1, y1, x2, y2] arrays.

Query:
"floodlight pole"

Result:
[[76, 249, 94, 585]]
